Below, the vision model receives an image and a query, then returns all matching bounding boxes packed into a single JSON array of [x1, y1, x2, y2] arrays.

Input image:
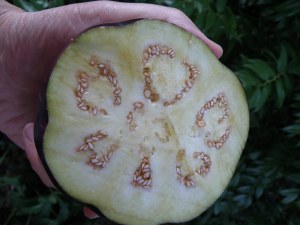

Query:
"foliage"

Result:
[[1, 0, 300, 225]]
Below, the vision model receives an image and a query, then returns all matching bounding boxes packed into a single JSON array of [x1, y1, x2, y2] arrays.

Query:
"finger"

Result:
[[22, 122, 55, 188], [31, 1, 222, 58], [83, 206, 99, 219]]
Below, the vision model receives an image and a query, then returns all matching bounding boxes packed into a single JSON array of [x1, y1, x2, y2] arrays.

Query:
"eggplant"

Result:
[[35, 19, 249, 225]]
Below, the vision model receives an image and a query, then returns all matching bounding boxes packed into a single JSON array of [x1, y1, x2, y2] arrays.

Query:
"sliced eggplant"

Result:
[[35, 19, 249, 225]]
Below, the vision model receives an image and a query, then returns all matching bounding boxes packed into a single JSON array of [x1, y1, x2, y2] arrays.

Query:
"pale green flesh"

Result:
[[44, 20, 249, 225]]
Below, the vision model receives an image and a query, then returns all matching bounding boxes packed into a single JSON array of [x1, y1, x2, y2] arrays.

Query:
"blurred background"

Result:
[[1, 0, 299, 224]]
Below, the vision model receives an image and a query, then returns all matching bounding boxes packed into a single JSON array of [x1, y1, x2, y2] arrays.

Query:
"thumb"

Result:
[[28, 0, 222, 58], [23, 122, 55, 188]]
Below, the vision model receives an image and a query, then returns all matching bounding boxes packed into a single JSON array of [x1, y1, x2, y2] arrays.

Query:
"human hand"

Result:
[[0, 0, 223, 219]]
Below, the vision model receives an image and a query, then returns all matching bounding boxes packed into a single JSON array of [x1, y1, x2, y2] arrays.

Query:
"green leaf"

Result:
[[204, 12, 218, 31], [283, 124, 300, 135], [287, 174, 300, 184], [248, 88, 261, 110], [281, 194, 298, 204], [17, 203, 45, 215], [279, 188, 300, 196], [13, 0, 37, 11], [216, 0, 227, 12], [244, 59, 276, 81], [288, 57, 300, 76], [236, 69, 259, 87], [277, 45, 288, 73], [0, 150, 9, 165], [275, 80, 285, 107], [193, 1, 203, 13], [255, 185, 264, 198], [238, 186, 252, 193], [249, 85, 271, 111]]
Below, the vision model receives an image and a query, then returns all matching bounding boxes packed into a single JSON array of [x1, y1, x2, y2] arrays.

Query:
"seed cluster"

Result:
[[143, 44, 176, 65], [77, 130, 118, 169], [73, 48, 233, 189], [193, 152, 211, 176], [74, 57, 122, 115], [176, 150, 195, 188], [75, 72, 100, 116], [88, 144, 118, 169], [205, 127, 231, 149], [176, 161, 195, 188], [196, 93, 229, 127], [163, 61, 198, 106], [96, 61, 122, 106], [77, 130, 108, 152], [133, 101, 144, 111], [142, 44, 198, 106], [132, 157, 152, 189], [126, 102, 144, 131], [143, 67, 160, 102]]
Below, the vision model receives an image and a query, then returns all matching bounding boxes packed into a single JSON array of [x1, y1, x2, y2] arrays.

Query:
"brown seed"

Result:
[[79, 144, 88, 151], [127, 111, 133, 119], [145, 76, 152, 84], [176, 94, 183, 100], [79, 86, 85, 94], [186, 180, 192, 188], [185, 79, 193, 88], [133, 102, 144, 110], [78, 101, 84, 108], [143, 172, 151, 179], [177, 175, 184, 183], [197, 120, 206, 127], [92, 136, 99, 141], [207, 141, 213, 148], [81, 82, 88, 88], [101, 160, 107, 167], [114, 96, 121, 105], [143, 52, 149, 60], [99, 130, 108, 137], [107, 150, 113, 160], [144, 89, 151, 98], [170, 52, 175, 58], [137, 178, 144, 184], [113, 88, 121, 95], [91, 158, 99, 164], [96, 161, 104, 167], [183, 86, 190, 92], [126, 117, 133, 124], [88, 142, 94, 150], [176, 167, 181, 175]]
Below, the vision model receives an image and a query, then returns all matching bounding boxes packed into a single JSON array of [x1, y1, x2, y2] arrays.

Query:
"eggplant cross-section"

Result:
[[35, 19, 249, 225]]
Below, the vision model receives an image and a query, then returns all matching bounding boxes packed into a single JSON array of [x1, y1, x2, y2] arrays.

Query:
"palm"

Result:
[[0, 10, 76, 148]]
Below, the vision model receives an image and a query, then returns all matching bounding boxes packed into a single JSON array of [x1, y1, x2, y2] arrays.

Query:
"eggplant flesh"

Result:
[[35, 19, 249, 225]]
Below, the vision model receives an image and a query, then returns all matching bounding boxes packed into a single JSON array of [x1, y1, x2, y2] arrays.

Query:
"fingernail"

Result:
[[23, 123, 34, 143], [83, 207, 99, 219]]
